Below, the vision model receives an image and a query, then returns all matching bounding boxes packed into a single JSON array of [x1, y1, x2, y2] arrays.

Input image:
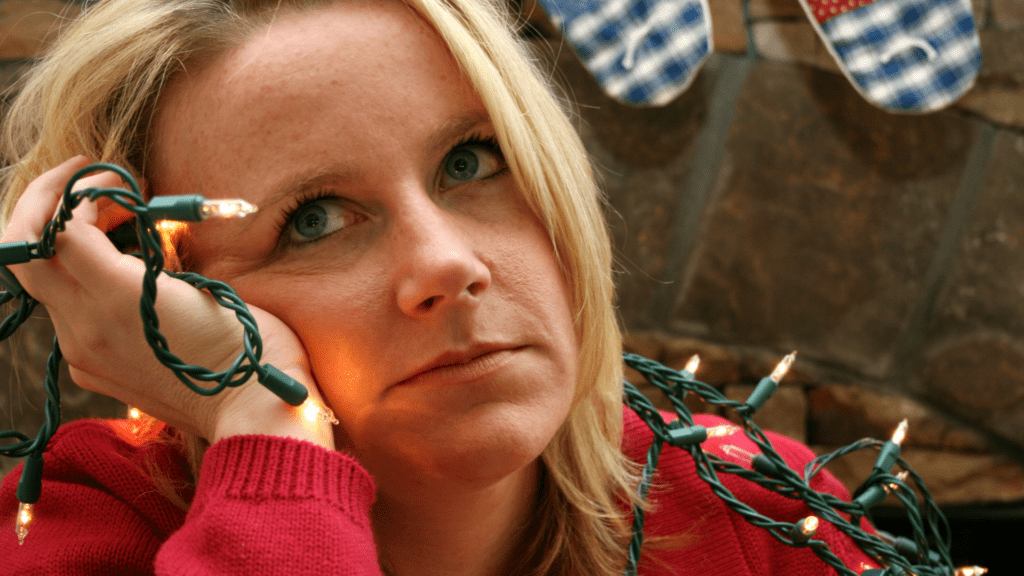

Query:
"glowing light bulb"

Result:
[[199, 199, 257, 220], [128, 406, 142, 420], [300, 398, 339, 425], [792, 515, 819, 543], [770, 351, 797, 383], [955, 566, 988, 576], [15, 502, 33, 545], [684, 355, 700, 375], [887, 470, 909, 492], [892, 419, 909, 446], [707, 425, 740, 438]]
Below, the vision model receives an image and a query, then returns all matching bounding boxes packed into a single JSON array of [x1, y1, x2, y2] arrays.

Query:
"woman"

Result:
[[0, 0, 879, 574]]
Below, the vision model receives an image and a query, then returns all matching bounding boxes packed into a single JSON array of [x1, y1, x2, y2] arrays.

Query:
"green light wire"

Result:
[[0, 163, 307, 497], [622, 352, 961, 576]]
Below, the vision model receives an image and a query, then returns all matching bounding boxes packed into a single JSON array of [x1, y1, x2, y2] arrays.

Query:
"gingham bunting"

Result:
[[797, 0, 981, 113], [537, 0, 713, 107]]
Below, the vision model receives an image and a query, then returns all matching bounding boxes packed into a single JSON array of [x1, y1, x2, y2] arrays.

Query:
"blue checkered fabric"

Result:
[[808, 0, 980, 113], [537, 0, 712, 107]]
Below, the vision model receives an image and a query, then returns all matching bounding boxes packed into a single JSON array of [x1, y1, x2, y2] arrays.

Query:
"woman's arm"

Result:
[[0, 156, 335, 447], [0, 420, 381, 575]]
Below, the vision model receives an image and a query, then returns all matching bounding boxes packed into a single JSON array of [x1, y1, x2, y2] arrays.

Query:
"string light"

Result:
[[721, 444, 782, 477], [621, 351, 974, 576], [15, 502, 33, 545], [791, 515, 819, 544], [198, 198, 258, 219], [955, 567, 988, 576], [683, 354, 700, 376], [300, 398, 339, 425], [146, 195, 257, 221], [874, 419, 909, 473], [745, 351, 797, 413], [770, 351, 797, 383], [0, 164, 302, 545]]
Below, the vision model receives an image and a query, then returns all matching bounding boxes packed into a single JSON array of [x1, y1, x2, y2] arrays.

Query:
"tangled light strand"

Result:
[[0, 164, 310, 542], [621, 352, 976, 576]]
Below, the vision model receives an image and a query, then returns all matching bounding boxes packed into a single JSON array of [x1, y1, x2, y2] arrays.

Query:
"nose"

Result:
[[393, 204, 491, 318]]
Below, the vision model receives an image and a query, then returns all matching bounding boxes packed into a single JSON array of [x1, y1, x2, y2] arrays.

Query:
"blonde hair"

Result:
[[0, 0, 640, 574]]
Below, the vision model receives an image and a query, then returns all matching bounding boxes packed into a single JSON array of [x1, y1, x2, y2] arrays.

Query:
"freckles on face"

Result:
[[149, 2, 579, 485]]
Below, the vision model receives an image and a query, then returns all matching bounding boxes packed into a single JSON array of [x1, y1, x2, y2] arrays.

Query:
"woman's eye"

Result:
[[439, 142, 505, 190], [287, 198, 361, 243]]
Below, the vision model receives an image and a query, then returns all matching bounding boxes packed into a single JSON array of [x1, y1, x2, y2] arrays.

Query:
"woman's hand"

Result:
[[1, 157, 336, 450]]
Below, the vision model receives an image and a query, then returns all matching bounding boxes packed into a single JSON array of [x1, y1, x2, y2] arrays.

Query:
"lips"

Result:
[[395, 344, 525, 388]]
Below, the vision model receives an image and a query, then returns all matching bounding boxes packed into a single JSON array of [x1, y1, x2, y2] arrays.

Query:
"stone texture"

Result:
[[957, 84, 1024, 129], [751, 21, 841, 74], [922, 129, 1024, 449], [748, 0, 806, 18], [0, 0, 69, 59], [708, 0, 748, 54], [808, 384, 988, 451], [991, 0, 1024, 28], [814, 446, 1024, 505], [923, 337, 1024, 449], [530, 39, 721, 322], [724, 383, 808, 443], [930, 130, 1024, 342], [954, 29, 1024, 129], [671, 62, 975, 380]]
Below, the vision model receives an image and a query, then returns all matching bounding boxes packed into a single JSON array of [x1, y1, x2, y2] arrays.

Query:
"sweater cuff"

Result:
[[199, 435, 375, 529]]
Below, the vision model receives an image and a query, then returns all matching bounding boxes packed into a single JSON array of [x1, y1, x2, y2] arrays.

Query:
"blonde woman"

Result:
[[0, 0, 878, 574]]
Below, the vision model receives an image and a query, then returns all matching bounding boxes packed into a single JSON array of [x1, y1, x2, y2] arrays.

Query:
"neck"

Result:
[[371, 460, 541, 576]]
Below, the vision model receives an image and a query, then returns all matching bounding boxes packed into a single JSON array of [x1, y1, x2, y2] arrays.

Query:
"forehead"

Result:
[[150, 1, 484, 197]]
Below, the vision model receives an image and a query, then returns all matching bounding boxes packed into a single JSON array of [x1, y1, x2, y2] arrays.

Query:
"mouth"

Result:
[[395, 345, 527, 388]]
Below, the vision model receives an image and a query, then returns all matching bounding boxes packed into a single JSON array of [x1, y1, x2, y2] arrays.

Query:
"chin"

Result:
[[357, 398, 567, 492]]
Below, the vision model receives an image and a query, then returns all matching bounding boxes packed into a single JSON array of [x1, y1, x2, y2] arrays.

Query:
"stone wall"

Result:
[[512, 0, 1024, 513], [1, 0, 1023, 515]]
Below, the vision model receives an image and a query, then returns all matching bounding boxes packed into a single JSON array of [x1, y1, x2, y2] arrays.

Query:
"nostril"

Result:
[[418, 296, 438, 312], [466, 281, 484, 297]]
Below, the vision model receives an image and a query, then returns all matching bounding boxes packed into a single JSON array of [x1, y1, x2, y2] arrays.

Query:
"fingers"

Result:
[[1, 156, 92, 244]]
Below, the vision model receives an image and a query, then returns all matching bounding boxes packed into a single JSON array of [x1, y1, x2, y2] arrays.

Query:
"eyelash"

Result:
[[275, 133, 506, 242]]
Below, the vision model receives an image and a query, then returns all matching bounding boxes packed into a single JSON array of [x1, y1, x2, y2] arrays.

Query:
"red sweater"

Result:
[[0, 410, 880, 575]]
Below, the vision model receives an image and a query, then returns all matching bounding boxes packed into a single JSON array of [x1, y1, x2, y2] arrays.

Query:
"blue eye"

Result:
[[439, 140, 505, 190], [287, 198, 360, 243], [445, 149, 480, 181]]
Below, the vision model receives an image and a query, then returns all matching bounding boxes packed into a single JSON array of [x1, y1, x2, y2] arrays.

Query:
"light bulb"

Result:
[[892, 419, 909, 446], [706, 425, 740, 438], [199, 199, 258, 219], [300, 398, 339, 425], [15, 502, 33, 545], [770, 351, 797, 383], [684, 355, 700, 375], [791, 515, 819, 544], [128, 406, 142, 420], [955, 566, 988, 576]]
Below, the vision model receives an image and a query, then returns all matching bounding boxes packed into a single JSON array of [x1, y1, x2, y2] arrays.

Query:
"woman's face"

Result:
[[150, 2, 578, 490]]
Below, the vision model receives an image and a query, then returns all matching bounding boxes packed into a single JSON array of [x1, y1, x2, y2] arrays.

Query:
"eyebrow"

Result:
[[251, 110, 493, 225]]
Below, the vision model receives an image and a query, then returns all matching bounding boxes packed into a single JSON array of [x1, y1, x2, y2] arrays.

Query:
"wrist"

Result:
[[212, 389, 336, 451]]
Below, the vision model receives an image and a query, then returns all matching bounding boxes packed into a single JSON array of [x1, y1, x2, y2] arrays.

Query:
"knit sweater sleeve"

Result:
[[155, 434, 381, 576], [0, 420, 381, 575]]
